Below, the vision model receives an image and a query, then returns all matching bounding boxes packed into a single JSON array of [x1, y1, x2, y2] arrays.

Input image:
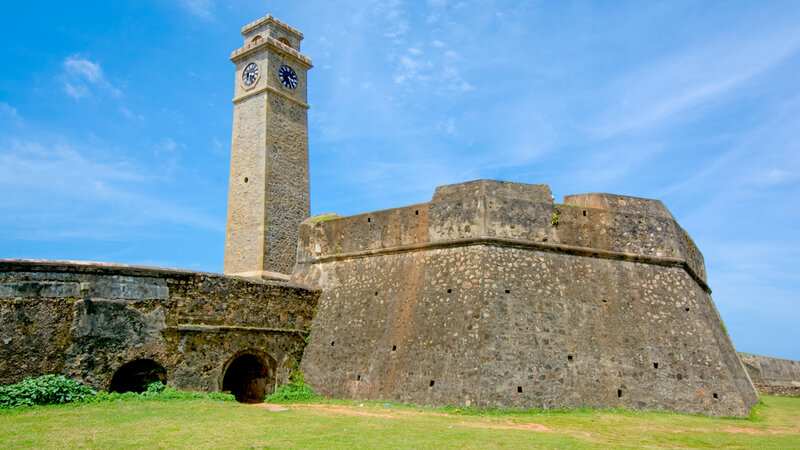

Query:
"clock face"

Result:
[[242, 62, 259, 86], [278, 65, 298, 90]]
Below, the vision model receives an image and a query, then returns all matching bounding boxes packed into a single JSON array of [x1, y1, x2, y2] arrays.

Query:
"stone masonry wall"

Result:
[[0, 260, 318, 393], [295, 179, 757, 417], [739, 353, 800, 396], [225, 19, 311, 278]]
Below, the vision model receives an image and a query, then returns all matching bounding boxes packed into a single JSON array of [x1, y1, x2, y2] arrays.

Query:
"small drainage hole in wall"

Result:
[[685, 307, 690, 312], [375, 291, 379, 296], [567, 355, 573, 362], [713, 393, 718, 399], [583, 210, 587, 217], [505, 289, 511, 294], [391, 345, 397, 352], [653, 362, 659, 369], [618, 389, 622, 398], [356, 375, 361, 381], [367, 217, 371, 222], [429, 380, 435, 388], [517, 386, 522, 393], [330, 341, 335, 346], [243, 177, 248, 183], [602, 299, 607, 303], [415, 210, 419, 215], [447, 289, 452, 294]]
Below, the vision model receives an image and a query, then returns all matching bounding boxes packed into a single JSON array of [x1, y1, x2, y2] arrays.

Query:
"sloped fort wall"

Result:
[[739, 353, 800, 396], [0, 260, 318, 396], [294, 179, 759, 417]]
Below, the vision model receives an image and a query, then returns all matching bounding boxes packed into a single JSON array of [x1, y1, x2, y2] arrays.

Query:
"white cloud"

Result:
[[119, 107, 144, 121], [0, 102, 21, 121], [754, 169, 798, 187], [590, 24, 800, 137], [162, 137, 177, 152], [64, 82, 90, 100], [62, 55, 120, 99], [0, 137, 222, 236], [181, 0, 214, 20], [374, 0, 408, 39], [64, 57, 103, 82]]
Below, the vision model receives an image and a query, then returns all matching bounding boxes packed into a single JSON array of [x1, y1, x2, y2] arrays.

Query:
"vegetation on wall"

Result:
[[0, 376, 235, 409]]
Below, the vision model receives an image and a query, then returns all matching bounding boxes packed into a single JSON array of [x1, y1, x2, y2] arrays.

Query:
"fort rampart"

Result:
[[294, 180, 758, 417], [739, 353, 800, 396]]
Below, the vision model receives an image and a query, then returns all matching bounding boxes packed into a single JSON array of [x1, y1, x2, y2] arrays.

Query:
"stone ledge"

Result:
[[230, 35, 312, 67], [174, 324, 308, 335], [241, 14, 303, 39], [232, 84, 310, 109], [0, 259, 317, 292], [299, 237, 712, 294]]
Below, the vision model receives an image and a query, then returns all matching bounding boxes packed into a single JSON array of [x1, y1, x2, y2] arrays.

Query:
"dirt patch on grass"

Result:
[[724, 427, 786, 435], [632, 425, 789, 435], [455, 421, 551, 432], [252, 403, 551, 431]]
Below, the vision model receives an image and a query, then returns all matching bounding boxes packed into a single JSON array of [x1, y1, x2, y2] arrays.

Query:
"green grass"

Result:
[[1, 395, 798, 448]]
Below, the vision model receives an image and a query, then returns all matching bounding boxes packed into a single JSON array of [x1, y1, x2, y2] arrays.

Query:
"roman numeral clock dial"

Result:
[[242, 62, 259, 87], [278, 65, 298, 89]]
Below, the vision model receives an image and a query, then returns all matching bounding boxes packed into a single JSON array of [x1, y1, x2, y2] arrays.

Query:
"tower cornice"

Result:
[[241, 14, 303, 39], [230, 36, 312, 68], [231, 84, 310, 109]]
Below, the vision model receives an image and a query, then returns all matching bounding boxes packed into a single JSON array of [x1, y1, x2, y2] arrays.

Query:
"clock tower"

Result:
[[224, 15, 312, 279]]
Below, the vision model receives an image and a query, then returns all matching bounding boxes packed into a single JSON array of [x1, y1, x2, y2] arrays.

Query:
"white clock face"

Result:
[[278, 65, 298, 90], [242, 62, 259, 86]]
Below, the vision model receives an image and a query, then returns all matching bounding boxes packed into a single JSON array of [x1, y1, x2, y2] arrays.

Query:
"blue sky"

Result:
[[1, 1, 798, 360]]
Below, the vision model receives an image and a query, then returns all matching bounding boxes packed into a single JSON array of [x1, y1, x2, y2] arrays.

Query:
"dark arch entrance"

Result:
[[109, 359, 167, 393], [221, 353, 275, 403]]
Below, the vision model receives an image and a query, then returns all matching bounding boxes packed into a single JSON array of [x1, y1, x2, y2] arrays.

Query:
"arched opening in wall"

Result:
[[277, 37, 292, 48], [221, 352, 275, 403], [109, 359, 167, 393]]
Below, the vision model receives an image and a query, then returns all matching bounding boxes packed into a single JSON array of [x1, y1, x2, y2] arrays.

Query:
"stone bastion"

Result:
[[293, 179, 759, 417], [0, 259, 318, 402]]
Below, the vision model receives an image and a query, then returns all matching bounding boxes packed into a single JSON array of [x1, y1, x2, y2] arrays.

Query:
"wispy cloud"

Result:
[[589, 23, 800, 137], [0, 102, 22, 124], [62, 55, 120, 99], [0, 137, 223, 239], [181, 0, 214, 20], [119, 107, 144, 121]]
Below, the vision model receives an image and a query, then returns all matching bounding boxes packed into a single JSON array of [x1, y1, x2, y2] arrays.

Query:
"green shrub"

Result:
[[85, 385, 236, 404], [1, 375, 236, 408], [144, 381, 167, 394], [0, 375, 96, 408], [263, 381, 318, 403]]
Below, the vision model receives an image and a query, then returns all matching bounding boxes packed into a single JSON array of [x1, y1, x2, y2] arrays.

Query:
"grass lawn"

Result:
[[1, 395, 798, 448]]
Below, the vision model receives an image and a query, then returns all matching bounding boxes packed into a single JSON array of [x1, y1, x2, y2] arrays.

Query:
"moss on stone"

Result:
[[310, 216, 340, 223]]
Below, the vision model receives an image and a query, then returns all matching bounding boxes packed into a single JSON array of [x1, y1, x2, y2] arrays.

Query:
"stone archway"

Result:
[[221, 352, 275, 403], [109, 359, 167, 393]]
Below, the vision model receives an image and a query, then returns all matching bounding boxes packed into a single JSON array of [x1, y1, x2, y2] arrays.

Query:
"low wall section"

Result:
[[739, 353, 800, 396], [0, 260, 318, 394]]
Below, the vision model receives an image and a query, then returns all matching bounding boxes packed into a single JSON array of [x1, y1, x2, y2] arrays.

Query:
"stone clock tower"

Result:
[[224, 15, 312, 279]]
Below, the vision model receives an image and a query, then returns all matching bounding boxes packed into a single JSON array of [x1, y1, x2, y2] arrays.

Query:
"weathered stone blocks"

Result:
[[0, 260, 318, 394], [294, 180, 758, 416]]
